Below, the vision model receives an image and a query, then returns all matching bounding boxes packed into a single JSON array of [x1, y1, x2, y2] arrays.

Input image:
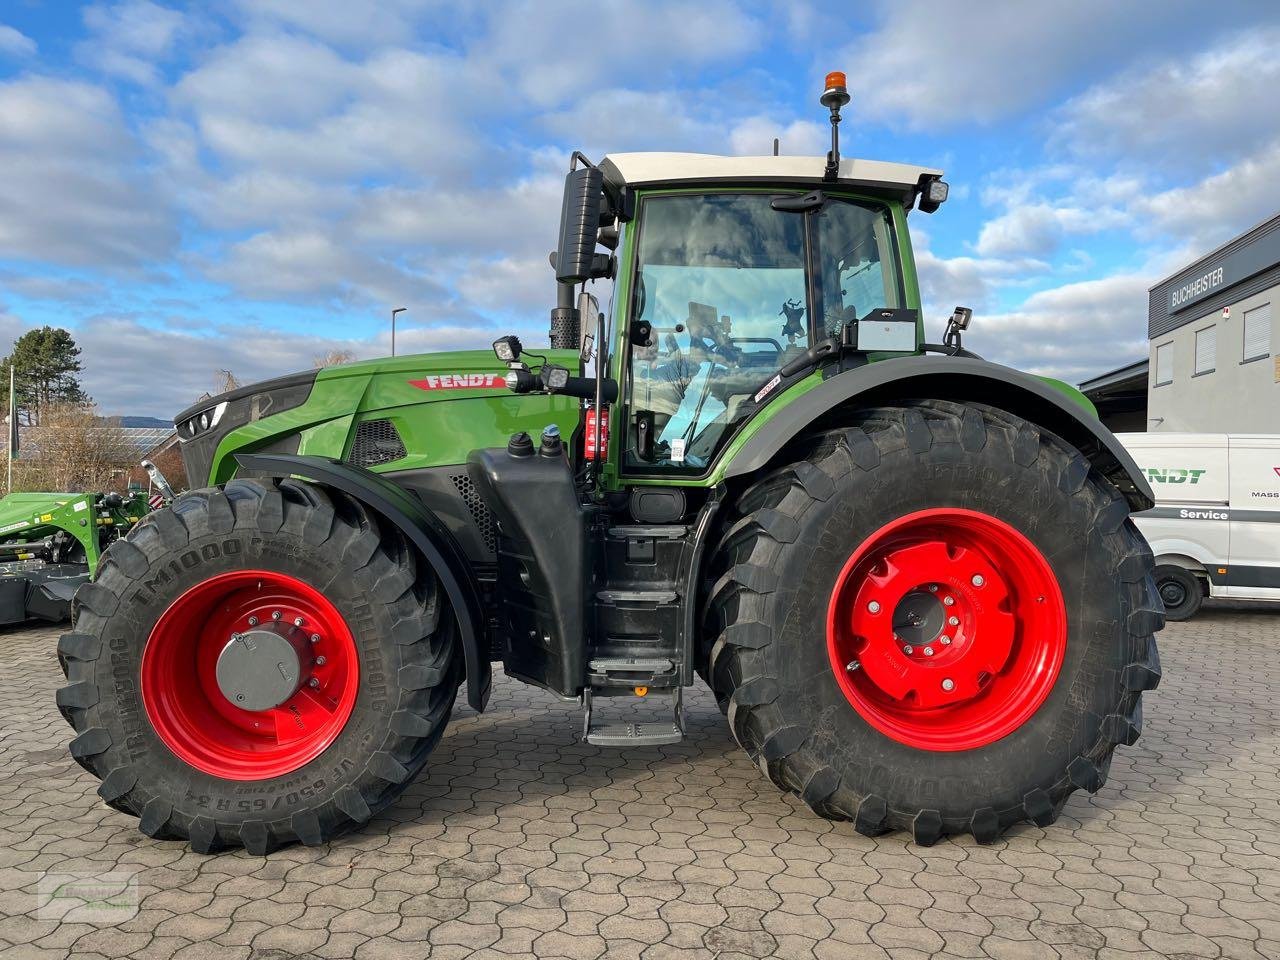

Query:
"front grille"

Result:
[[449, 473, 496, 554], [347, 419, 407, 468]]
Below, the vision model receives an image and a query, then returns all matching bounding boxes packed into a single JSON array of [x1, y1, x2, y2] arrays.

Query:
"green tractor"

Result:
[[58, 76, 1161, 853], [0, 487, 152, 625]]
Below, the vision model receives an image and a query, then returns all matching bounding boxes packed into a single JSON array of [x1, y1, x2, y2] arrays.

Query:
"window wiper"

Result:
[[771, 190, 827, 213], [778, 337, 839, 378]]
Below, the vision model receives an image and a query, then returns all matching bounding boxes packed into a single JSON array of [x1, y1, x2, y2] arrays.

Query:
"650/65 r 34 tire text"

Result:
[[705, 399, 1163, 844], [56, 478, 460, 854]]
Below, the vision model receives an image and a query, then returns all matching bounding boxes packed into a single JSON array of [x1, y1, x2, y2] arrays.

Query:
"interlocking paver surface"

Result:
[[1, 602, 1278, 959]]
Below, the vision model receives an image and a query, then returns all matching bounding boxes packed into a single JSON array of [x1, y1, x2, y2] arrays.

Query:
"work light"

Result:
[[541, 364, 570, 390], [492, 336, 523, 363]]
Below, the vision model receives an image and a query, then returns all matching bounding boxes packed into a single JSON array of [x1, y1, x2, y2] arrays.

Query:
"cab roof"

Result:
[[599, 152, 943, 206]]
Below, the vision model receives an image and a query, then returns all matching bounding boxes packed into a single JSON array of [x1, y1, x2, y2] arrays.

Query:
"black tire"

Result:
[[704, 399, 1162, 844], [56, 478, 460, 853], [1154, 565, 1203, 621]]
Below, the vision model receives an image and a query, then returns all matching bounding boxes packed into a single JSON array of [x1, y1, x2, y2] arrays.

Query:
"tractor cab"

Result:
[[497, 80, 950, 486]]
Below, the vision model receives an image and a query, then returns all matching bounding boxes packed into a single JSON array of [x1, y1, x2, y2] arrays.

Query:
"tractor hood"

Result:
[[175, 349, 581, 487]]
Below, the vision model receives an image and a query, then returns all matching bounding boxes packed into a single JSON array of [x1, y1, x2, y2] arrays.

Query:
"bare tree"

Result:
[[13, 403, 140, 493], [313, 349, 357, 368], [216, 369, 241, 393]]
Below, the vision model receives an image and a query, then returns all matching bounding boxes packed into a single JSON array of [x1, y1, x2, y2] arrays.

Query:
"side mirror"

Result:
[[555, 165, 605, 283]]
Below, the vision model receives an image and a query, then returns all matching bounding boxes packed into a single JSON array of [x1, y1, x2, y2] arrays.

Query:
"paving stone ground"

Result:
[[1, 601, 1278, 959]]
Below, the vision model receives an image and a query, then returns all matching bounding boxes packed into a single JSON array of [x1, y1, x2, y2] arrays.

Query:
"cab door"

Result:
[[1226, 435, 1280, 599]]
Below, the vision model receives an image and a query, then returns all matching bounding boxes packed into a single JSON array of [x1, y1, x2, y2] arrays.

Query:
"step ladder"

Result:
[[581, 657, 684, 746]]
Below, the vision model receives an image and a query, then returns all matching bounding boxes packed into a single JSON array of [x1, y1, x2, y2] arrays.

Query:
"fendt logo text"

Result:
[[408, 373, 507, 391], [1146, 468, 1207, 484]]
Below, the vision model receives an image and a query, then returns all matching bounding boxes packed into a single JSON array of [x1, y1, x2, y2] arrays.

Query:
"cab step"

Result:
[[585, 720, 683, 747], [582, 685, 683, 746], [586, 660, 675, 686]]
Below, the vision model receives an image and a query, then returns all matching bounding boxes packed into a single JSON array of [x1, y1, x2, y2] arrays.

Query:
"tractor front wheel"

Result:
[[706, 399, 1162, 843], [57, 478, 459, 853]]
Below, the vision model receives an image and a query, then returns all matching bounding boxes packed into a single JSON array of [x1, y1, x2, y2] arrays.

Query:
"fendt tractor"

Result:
[[58, 75, 1162, 853]]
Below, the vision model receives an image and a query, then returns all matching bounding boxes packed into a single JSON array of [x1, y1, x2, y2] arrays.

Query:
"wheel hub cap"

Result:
[[827, 508, 1067, 751], [215, 626, 307, 711]]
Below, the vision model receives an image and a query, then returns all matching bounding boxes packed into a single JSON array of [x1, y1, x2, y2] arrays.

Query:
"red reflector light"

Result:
[[584, 405, 608, 461]]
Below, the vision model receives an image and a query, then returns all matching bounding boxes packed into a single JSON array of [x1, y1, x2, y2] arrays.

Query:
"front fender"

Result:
[[235, 453, 490, 712], [724, 355, 1154, 511]]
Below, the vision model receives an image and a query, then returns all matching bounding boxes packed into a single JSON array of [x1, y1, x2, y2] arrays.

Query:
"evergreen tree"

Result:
[[0, 327, 90, 426]]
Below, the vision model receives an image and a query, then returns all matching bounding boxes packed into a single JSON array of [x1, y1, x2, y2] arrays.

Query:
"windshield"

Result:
[[625, 192, 900, 472]]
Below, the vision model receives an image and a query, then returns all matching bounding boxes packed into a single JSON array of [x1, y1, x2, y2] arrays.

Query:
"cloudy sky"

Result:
[[1, 1, 1278, 417]]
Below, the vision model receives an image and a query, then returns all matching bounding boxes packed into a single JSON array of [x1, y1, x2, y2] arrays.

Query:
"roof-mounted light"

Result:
[[820, 70, 852, 183], [917, 174, 950, 214]]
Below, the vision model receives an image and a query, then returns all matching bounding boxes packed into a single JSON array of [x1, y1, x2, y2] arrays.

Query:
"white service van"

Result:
[[1117, 433, 1280, 619]]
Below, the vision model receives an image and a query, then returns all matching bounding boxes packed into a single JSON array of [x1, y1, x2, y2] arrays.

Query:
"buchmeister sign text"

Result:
[[1170, 266, 1224, 311]]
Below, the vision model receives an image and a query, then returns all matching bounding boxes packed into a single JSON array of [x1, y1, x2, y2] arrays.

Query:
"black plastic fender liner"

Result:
[[724, 355, 1155, 511], [235, 454, 490, 711]]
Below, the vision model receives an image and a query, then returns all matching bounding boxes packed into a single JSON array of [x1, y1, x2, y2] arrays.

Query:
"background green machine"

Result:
[[0, 489, 149, 624]]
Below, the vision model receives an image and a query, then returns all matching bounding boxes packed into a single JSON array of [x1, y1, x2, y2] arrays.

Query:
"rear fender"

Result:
[[235, 453, 490, 711], [725, 356, 1155, 511]]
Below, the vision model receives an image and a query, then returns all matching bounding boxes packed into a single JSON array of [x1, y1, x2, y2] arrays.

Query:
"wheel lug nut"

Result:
[[310, 633, 321, 644], [272, 610, 282, 621], [867, 601, 881, 614], [940, 636, 951, 645], [942, 678, 955, 691], [903, 645, 914, 655], [294, 617, 304, 627], [924, 646, 934, 657], [948, 616, 959, 627], [846, 660, 859, 672], [308, 677, 320, 688], [928, 585, 939, 593], [315, 655, 327, 666], [943, 596, 955, 606], [972, 574, 985, 587], [247, 616, 258, 626]]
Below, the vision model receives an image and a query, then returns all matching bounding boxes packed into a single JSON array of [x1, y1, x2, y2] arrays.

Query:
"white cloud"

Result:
[[0, 77, 174, 268], [975, 202, 1123, 258], [481, 0, 762, 108], [1052, 27, 1280, 173], [0, 24, 36, 58], [229, 0, 444, 49], [729, 116, 826, 157], [1133, 139, 1280, 251], [79, 0, 186, 84], [971, 273, 1154, 382], [175, 40, 494, 183], [837, 0, 1273, 130], [913, 228, 1049, 319], [204, 226, 450, 307]]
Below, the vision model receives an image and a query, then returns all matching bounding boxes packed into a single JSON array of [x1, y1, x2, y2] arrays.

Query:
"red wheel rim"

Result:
[[826, 508, 1066, 752], [141, 570, 359, 780]]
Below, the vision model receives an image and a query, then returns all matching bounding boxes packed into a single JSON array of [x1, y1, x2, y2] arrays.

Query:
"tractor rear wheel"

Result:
[[57, 478, 459, 853], [705, 399, 1162, 844]]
